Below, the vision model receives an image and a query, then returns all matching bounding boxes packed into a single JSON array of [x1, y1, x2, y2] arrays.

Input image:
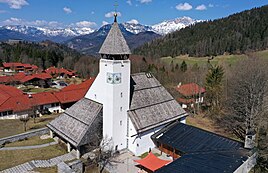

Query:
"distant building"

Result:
[[176, 83, 205, 109], [48, 14, 187, 159], [2, 62, 38, 73], [0, 72, 52, 87], [7, 39, 23, 44], [45, 67, 77, 78]]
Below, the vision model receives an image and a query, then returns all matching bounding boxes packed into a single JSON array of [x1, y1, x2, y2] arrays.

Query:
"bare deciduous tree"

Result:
[[19, 115, 30, 132], [225, 58, 268, 140]]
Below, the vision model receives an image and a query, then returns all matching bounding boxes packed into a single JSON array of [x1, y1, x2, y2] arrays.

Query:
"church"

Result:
[[47, 13, 187, 158]]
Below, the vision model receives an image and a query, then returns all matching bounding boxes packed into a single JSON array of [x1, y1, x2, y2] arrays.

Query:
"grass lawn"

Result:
[[20, 86, 59, 93], [161, 54, 247, 67], [33, 167, 57, 173], [0, 114, 59, 138], [4, 136, 54, 147], [0, 145, 66, 171], [187, 115, 241, 141], [139, 152, 161, 159]]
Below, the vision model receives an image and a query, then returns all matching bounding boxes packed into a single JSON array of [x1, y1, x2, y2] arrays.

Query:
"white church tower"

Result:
[[85, 13, 131, 151]]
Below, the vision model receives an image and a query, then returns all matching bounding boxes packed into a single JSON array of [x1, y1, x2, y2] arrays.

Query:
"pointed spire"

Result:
[[114, 13, 118, 23], [99, 11, 131, 55]]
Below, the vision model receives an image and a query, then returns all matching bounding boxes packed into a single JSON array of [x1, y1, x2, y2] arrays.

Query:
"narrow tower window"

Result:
[[120, 121, 122, 126], [120, 107, 123, 111], [121, 92, 123, 98]]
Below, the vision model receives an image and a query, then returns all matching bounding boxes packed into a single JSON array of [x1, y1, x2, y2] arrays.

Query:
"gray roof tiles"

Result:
[[129, 73, 187, 133], [47, 98, 103, 147], [99, 22, 131, 55]]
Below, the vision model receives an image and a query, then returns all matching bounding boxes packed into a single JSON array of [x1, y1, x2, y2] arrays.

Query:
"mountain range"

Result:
[[0, 16, 200, 55]]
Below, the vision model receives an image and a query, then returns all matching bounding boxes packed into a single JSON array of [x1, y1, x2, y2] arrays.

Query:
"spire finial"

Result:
[[114, 1, 118, 23]]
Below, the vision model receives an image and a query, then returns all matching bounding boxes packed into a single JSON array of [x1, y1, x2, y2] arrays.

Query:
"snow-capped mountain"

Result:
[[122, 23, 153, 34], [2, 25, 94, 38], [122, 16, 200, 35], [152, 16, 201, 35], [0, 16, 201, 43]]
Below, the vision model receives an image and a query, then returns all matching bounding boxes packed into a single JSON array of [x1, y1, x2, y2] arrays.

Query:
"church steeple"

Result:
[[99, 11, 131, 60]]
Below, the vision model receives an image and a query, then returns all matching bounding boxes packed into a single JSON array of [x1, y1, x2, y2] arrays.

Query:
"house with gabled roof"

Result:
[[176, 83, 206, 109], [48, 13, 187, 158]]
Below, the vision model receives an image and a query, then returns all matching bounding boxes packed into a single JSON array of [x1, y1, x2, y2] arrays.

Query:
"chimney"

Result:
[[244, 129, 256, 149]]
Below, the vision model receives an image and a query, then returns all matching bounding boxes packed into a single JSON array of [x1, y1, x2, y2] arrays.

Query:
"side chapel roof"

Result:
[[128, 73, 187, 133]]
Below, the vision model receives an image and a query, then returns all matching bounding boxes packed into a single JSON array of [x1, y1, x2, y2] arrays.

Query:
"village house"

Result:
[[0, 72, 52, 87], [45, 67, 77, 78], [0, 79, 94, 119], [30, 92, 63, 115], [1, 62, 38, 73], [0, 84, 31, 119], [47, 14, 187, 159], [176, 83, 205, 109]]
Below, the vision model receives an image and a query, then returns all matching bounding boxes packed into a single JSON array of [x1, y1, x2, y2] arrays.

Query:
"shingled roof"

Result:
[[99, 21, 131, 55], [47, 98, 103, 147], [128, 73, 187, 133]]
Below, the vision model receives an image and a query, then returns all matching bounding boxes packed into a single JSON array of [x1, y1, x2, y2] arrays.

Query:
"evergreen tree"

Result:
[[205, 65, 224, 112], [180, 60, 187, 72]]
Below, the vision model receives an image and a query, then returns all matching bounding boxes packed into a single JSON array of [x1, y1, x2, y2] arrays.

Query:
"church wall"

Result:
[[128, 119, 165, 156], [127, 118, 137, 154], [85, 59, 131, 151]]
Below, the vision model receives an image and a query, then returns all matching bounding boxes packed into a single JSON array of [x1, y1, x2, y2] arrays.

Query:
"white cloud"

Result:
[[102, 21, 109, 26], [127, 19, 139, 24], [138, 0, 152, 4], [176, 3, 192, 11], [63, 7, 72, 14], [126, 0, 132, 5], [196, 4, 207, 11], [1, 17, 64, 28], [75, 21, 97, 28], [0, 0, 28, 9], [208, 4, 214, 8], [105, 11, 122, 18]]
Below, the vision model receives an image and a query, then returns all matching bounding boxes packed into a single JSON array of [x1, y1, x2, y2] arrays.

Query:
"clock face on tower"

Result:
[[106, 73, 122, 84]]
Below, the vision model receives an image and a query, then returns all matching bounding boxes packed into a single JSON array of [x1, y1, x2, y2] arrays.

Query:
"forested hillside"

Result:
[[0, 41, 81, 70], [134, 5, 268, 58]]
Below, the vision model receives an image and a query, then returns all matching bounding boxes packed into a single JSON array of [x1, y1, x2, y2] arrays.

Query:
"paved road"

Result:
[[0, 142, 58, 151]]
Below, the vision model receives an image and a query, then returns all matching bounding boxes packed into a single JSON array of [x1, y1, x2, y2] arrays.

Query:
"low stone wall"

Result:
[[0, 127, 49, 146], [68, 160, 83, 173], [57, 160, 83, 173]]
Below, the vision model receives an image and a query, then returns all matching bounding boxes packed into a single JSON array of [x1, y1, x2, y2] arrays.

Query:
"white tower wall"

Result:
[[85, 59, 130, 151]]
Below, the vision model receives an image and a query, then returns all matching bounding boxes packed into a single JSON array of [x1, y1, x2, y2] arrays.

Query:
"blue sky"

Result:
[[0, 0, 267, 28]]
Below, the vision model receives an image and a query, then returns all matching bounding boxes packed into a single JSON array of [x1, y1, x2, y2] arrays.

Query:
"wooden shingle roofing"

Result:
[[47, 98, 103, 147], [99, 22, 131, 55], [128, 73, 187, 133]]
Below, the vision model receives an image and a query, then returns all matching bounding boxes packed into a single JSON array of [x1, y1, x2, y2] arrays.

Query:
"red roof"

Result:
[[176, 83, 206, 97], [31, 92, 59, 106], [45, 67, 76, 76], [20, 73, 52, 83], [2, 63, 38, 71], [55, 78, 94, 104], [3, 62, 24, 68], [0, 85, 30, 112], [134, 152, 171, 172]]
